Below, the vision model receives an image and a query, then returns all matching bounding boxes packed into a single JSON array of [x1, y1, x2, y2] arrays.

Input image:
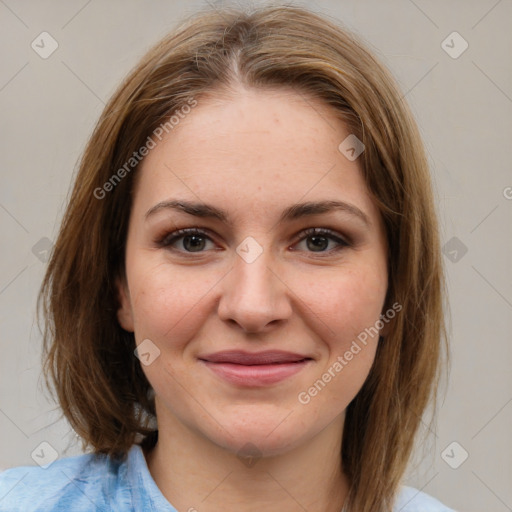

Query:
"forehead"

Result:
[[134, 86, 378, 223]]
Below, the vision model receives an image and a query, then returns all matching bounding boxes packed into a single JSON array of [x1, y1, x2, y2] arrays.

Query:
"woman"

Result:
[[0, 4, 454, 511]]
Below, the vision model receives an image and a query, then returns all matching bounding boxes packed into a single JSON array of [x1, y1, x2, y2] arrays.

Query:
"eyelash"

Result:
[[157, 227, 350, 255]]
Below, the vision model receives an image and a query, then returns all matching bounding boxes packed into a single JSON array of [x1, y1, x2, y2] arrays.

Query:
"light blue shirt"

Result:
[[0, 444, 456, 511]]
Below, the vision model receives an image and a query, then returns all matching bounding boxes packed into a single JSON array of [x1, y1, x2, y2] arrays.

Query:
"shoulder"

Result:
[[395, 485, 457, 512], [0, 448, 130, 512]]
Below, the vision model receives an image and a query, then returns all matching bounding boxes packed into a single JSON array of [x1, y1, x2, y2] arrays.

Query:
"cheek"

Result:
[[303, 264, 387, 345], [128, 261, 215, 343], [296, 267, 385, 412]]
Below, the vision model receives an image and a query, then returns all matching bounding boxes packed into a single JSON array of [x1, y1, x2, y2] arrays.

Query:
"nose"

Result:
[[217, 246, 293, 334]]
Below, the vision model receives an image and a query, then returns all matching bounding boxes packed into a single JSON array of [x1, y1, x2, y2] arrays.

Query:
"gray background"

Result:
[[1, 1, 511, 511]]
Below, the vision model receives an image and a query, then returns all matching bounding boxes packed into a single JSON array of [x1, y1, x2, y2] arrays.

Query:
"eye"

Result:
[[158, 227, 216, 253], [158, 226, 350, 255], [292, 227, 350, 254]]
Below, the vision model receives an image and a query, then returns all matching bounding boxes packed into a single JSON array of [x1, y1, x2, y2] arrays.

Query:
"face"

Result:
[[117, 85, 389, 457]]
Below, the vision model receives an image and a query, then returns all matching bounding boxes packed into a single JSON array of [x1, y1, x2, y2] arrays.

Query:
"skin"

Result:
[[117, 84, 389, 512]]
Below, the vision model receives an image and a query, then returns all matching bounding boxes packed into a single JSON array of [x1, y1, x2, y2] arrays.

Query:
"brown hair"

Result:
[[39, 4, 448, 512]]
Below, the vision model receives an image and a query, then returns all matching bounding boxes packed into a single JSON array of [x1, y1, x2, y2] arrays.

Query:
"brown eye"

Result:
[[159, 228, 215, 253], [180, 234, 208, 252], [293, 228, 350, 254]]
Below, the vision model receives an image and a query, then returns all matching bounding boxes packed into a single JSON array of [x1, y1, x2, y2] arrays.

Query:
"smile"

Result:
[[198, 350, 314, 387]]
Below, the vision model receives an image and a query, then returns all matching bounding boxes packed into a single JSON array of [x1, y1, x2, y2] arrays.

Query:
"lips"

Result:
[[199, 350, 311, 365], [198, 350, 313, 387]]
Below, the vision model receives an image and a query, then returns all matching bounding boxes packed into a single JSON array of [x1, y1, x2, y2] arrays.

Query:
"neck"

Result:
[[144, 413, 350, 512]]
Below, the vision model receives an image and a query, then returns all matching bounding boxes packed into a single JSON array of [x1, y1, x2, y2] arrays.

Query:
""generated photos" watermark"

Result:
[[298, 301, 402, 405]]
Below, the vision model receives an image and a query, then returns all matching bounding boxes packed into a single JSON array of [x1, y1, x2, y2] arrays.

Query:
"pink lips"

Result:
[[199, 350, 312, 387]]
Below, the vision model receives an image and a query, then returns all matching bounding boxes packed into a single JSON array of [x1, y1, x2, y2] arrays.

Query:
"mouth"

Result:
[[198, 350, 313, 387]]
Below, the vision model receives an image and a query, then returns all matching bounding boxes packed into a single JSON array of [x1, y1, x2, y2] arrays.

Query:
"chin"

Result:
[[203, 407, 312, 459]]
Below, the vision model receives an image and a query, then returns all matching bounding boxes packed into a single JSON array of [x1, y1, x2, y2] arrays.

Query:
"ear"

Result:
[[116, 275, 134, 332]]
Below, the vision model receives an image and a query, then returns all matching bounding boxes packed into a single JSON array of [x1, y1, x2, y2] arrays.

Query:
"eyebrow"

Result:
[[145, 199, 371, 227]]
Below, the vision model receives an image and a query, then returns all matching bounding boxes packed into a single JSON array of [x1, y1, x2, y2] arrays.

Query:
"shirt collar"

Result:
[[127, 443, 178, 511]]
